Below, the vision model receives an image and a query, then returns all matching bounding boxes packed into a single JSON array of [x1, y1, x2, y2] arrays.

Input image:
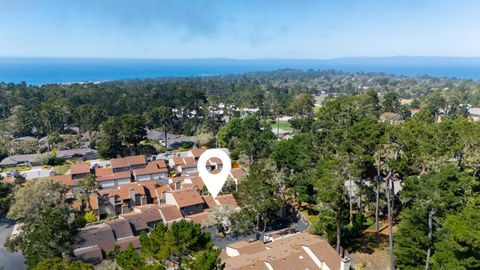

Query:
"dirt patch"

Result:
[[351, 248, 391, 270]]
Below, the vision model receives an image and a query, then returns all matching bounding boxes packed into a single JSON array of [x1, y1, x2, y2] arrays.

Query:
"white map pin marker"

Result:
[[197, 149, 232, 198]]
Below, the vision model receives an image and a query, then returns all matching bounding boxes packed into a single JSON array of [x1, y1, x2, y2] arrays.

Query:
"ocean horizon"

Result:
[[1, 56, 480, 85]]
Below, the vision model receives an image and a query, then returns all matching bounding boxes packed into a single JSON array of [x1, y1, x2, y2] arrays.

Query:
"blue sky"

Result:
[[1, 0, 479, 59]]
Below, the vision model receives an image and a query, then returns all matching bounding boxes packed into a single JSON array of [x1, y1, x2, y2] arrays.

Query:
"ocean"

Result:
[[1, 57, 480, 85]]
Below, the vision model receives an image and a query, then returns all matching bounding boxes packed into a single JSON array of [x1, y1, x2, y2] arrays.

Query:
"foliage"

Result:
[[0, 181, 14, 215], [217, 115, 275, 163], [5, 178, 85, 268], [84, 211, 97, 223], [116, 220, 222, 270], [431, 195, 480, 269], [32, 258, 93, 270], [98, 114, 147, 158]]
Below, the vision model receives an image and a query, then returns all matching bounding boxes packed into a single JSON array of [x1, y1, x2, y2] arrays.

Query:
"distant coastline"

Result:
[[1, 56, 480, 85]]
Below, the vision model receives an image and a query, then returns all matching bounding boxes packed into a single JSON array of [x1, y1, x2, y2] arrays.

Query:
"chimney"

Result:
[[340, 257, 351, 270], [109, 195, 116, 206], [129, 188, 136, 204], [161, 191, 167, 204]]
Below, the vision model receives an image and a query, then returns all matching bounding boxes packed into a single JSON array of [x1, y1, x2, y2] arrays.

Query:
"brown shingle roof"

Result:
[[181, 157, 197, 168], [190, 176, 205, 190], [158, 204, 183, 223], [149, 159, 167, 168], [223, 233, 341, 270], [186, 211, 210, 225], [169, 189, 204, 208], [308, 241, 343, 270], [229, 240, 266, 255], [111, 155, 146, 169], [120, 212, 149, 231], [106, 219, 134, 240], [189, 148, 206, 158], [74, 245, 103, 264], [53, 174, 80, 187], [269, 250, 320, 270], [95, 167, 113, 177], [202, 195, 218, 209], [115, 236, 141, 251], [96, 171, 131, 182], [70, 164, 91, 175], [216, 194, 239, 208], [230, 168, 245, 180], [133, 204, 162, 223], [134, 163, 168, 176], [75, 224, 115, 252]]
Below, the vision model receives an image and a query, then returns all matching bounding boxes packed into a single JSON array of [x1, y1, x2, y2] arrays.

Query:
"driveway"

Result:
[[208, 213, 309, 249], [0, 218, 25, 270]]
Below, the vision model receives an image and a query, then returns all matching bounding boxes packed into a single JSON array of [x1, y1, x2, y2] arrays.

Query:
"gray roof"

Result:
[[11, 136, 37, 143], [0, 154, 42, 166], [468, 107, 480, 116], [56, 148, 97, 158]]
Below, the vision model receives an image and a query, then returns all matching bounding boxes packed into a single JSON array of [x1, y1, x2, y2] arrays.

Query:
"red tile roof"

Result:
[[53, 174, 80, 187], [95, 167, 113, 176], [158, 204, 183, 222], [111, 155, 146, 169], [189, 176, 205, 190], [149, 159, 167, 168], [202, 195, 218, 210], [189, 148, 206, 158], [230, 168, 245, 180], [186, 211, 210, 225], [70, 164, 91, 175], [134, 162, 168, 176], [169, 189, 204, 208], [96, 171, 131, 182], [216, 194, 239, 208]]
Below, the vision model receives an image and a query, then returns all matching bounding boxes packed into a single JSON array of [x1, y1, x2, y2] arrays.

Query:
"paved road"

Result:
[[0, 218, 25, 270], [208, 213, 309, 248]]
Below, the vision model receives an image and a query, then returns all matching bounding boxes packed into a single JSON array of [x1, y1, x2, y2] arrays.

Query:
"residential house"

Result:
[[74, 221, 140, 264], [133, 160, 168, 183], [73, 224, 116, 264], [0, 153, 42, 168], [185, 211, 211, 225], [164, 188, 205, 216], [70, 163, 91, 179], [223, 232, 351, 270], [229, 168, 245, 185], [97, 182, 148, 218], [157, 204, 183, 225], [56, 148, 98, 161], [119, 205, 162, 234], [187, 148, 206, 160], [111, 155, 146, 173], [215, 194, 240, 210], [169, 157, 197, 175], [95, 170, 131, 190], [53, 174, 82, 196]]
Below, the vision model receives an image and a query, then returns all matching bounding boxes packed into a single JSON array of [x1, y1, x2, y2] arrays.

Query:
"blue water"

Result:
[[1, 57, 480, 85]]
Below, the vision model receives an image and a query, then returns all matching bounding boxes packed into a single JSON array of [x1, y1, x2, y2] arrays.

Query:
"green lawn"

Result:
[[1, 165, 31, 173], [269, 120, 293, 132], [52, 164, 70, 174]]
